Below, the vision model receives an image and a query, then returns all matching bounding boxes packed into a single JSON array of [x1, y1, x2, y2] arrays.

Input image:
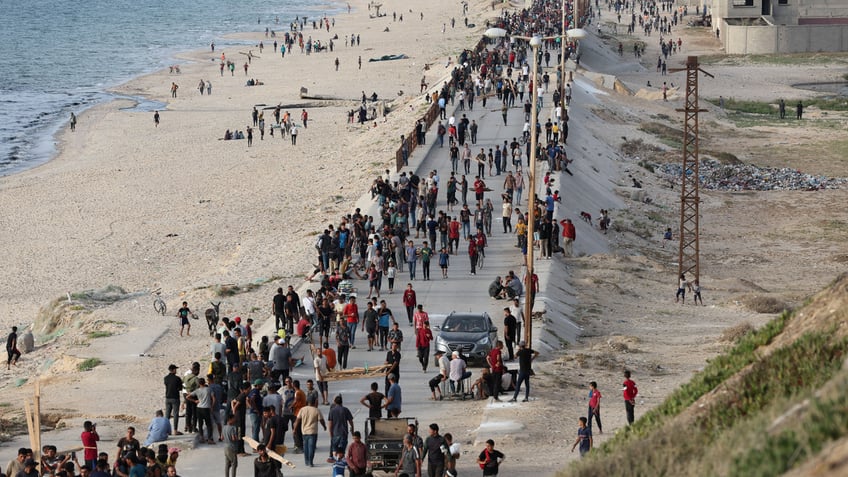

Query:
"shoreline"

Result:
[[0, 1, 347, 179], [0, 0, 487, 339]]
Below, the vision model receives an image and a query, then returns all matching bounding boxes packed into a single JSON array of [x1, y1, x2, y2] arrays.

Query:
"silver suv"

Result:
[[434, 312, 498, 361]]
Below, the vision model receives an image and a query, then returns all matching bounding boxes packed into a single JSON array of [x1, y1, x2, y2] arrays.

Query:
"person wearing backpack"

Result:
[[476, 439, 504, 476]]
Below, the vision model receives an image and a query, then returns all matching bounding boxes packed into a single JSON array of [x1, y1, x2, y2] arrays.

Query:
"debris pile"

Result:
[[657, 159, 847, 191]]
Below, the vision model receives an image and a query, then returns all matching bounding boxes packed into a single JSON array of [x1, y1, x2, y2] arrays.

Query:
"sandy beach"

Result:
[[0, 0, 483, 322], [0, 0, 495, 417], [3, 0, 848, 474]]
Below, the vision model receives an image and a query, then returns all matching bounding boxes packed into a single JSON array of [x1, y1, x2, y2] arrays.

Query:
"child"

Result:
[[438, 248, 450, 278], [693, 280, 704, 306], [332, 450, 347, 476], [386, 260, 397, 293], [662, 227, 672, 248], [177, 301, 192, 337]]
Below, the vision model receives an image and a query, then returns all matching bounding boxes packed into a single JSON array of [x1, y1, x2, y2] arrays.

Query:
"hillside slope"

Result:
[[561, 272, 848, 477]]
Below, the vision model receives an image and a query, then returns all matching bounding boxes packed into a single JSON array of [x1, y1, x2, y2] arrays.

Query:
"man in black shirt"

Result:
[[502, 308, 517, 361], [509, 341, 539, 402], [163, 365, 183, 435], [384, 342, 401, 395], [272, 288, 286, 332]]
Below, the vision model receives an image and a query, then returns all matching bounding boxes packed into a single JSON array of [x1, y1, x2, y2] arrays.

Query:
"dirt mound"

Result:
[[766, 272, 848, 351], [33, 285, 132, 340]]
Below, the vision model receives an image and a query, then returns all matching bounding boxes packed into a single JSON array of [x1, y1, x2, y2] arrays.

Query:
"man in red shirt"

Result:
[[473, 176, 486, 208], [346, 431, 367, 477], [343, 297, 360, 349], [448, 217, 461, 254], [559, 218, 576, 256], [622, 370, 638, 425], [413, 304, 429, 330], [486, 341, 505, 401], [402, 284, 417, 326]]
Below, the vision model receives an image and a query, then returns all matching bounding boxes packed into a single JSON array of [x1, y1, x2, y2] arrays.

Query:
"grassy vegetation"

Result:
[[597, 311, 791, 452], [710, 97, 848, 115], [696, 330, 847, 433], [77, 358, 102, 371], [563, 298, 848, 477], [729, 376, 848, 476], [87, 331, 113, 339]]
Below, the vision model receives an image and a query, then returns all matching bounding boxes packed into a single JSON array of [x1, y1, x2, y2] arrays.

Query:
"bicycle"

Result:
[[152, 289, 167, 316]]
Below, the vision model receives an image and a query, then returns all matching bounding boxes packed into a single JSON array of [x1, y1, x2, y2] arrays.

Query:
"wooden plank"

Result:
[[325, 364, 391, 381], [34, 381, 42, 460], [242, 436, 296, 468], [24, 400, 36, 455]]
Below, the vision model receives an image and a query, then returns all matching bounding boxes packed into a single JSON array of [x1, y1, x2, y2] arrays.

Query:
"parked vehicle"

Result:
[[365, 417, 418, 475], [434, 312, 498, 361]]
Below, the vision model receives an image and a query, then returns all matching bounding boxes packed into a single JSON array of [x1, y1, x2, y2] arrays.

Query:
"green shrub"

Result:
[[78, 358, 102, 372]]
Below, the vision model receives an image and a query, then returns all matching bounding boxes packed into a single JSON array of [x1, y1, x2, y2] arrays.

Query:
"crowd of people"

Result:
[[0, 0, 680, 475]]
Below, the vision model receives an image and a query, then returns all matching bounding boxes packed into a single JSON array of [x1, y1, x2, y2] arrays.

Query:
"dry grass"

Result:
[[720, 322, 755, 343], [741, 295, 790, 314]]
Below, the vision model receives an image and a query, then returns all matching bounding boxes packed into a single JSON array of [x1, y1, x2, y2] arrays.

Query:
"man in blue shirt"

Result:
[[144, 410, 172, 445], [384, 374, 402, 417], [571, 417, 593, 457]]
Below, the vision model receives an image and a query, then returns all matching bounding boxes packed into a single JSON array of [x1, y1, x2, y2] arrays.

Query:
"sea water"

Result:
[[0, 0, 336, 176]]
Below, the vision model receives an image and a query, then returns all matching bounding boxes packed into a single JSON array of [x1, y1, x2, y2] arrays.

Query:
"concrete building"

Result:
[[708, 0, 848, 53]]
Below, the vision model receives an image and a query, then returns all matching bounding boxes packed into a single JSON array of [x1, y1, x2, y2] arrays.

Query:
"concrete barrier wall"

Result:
[[725, 23, 848, 53]]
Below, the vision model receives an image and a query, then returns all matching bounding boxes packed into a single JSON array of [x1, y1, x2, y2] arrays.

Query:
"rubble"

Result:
[[656, 159, 848, 191]]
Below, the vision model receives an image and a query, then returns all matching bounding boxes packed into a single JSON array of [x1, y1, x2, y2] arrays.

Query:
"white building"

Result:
[[709, 0, 848, 53]]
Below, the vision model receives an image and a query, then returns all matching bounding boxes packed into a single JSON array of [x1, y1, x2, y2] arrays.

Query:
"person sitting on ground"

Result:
[[488, 276, 504, 299], [505, 272, 523, 299], [469, 366, 491, 400]]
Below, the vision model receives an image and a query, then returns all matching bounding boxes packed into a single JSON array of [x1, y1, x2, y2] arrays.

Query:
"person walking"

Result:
[[476, 439, 504, 476], [395, 434, 420, 477], [222, 414, 239, 477], [6, 326, 20, 369], [623, 370, 638, 425], [570, 417, 593, 457], [327, 395, 354, 463], [587, 381, 603, 433], [69, 112, 77, 132], [508, 341, 538, 402], [336, 320, 351, 370], [422, 423, 448, 477], [402, 284, 416, 326], [293, 395, 327, 467], [467, 237, 478, 275], [415, 322, 433, 372], [253, 444, 281, 477]]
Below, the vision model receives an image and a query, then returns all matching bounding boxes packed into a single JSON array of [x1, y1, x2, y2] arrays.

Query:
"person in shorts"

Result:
[[363, 301, 378, 351], [177, 302, 192, 337]]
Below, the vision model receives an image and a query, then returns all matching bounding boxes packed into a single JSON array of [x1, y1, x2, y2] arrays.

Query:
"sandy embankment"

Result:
[[0, 0, 491, 415]]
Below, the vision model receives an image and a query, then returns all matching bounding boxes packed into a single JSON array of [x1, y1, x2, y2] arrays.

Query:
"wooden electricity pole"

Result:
[[672, 56, 712, 283]]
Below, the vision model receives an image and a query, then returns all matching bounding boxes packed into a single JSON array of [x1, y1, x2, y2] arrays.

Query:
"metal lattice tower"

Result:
[[673, 56, 712, 282]]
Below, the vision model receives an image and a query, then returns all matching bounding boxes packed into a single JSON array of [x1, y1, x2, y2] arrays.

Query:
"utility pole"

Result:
[[671, 56, 712, 283]]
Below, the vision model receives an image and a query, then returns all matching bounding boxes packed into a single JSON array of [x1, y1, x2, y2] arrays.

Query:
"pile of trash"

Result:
[[657, 159, 848, 191]]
